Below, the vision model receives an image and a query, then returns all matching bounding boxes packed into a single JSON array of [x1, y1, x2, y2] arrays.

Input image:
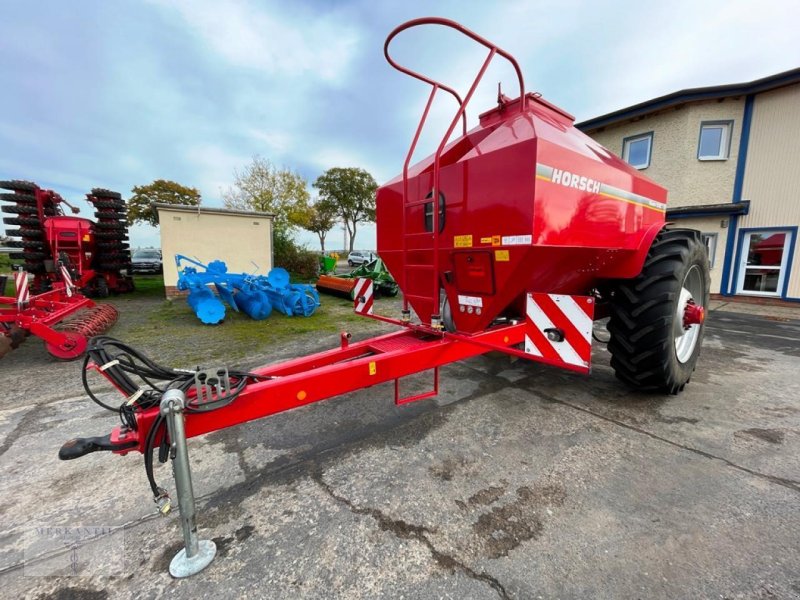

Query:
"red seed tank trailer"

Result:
[[378, 18, 709, 392], [58, 18, 709, 577]]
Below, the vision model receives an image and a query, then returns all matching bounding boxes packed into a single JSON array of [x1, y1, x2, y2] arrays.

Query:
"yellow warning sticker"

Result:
[[491, 235, 501, 246], [480, 236, 493, 244], [495, 250, 510, 262], [454, 235, 473, 248], [369, 361, 377, 376]]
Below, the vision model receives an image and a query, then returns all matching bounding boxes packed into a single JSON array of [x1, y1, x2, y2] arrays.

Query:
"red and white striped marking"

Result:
[[14, 270, 30, 306], [353, 278, 374, 316], [524, 293, 595, 372], [59, 265, 75, 297]]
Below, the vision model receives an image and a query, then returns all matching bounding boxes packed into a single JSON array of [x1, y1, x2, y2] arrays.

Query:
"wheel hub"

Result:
[[674, 265, 705, 364], [683, 300, 705, 329]]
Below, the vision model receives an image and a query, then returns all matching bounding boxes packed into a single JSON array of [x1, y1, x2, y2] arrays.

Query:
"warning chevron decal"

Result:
[[524, 293, 595, 373]]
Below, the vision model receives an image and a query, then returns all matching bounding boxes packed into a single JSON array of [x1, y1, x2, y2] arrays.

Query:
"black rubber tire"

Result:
[[97, 241, 129, 251], [2, 204, 37, 214], [91, 199, 125, 209], [0, 192, 36, 205], [0, 180, 37, 193], [93, 230, 129, 240], [98, 262, 127, 271], [94, 276, 109, 298], [6, 240, 44, 249], [4, 216, 41, 227], [24, 262, 46, 274], [11, 251, 47, 261], [90, 188, 122, 199], [94, 213, 127, 221], [6, 228, 43, 239], [94, 221, 126, 230], [607, 228, 710, 394]]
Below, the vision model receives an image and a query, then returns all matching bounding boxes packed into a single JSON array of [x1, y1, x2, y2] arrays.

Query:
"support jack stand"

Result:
[[160, 389, 217, 578]]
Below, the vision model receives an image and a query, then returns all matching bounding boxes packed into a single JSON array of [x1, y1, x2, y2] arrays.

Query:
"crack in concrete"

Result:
[[0, 407, 42, 458], [532, 390, 800, 494], [311, 472, 510, 600]]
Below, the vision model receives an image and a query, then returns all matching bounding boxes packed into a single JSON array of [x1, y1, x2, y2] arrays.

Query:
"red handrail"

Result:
[[384, 17, 527, 324]]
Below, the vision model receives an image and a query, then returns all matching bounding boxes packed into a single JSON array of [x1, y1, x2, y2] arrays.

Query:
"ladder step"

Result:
[[403, 232, 434, 238], [405, 264, 434, 269]]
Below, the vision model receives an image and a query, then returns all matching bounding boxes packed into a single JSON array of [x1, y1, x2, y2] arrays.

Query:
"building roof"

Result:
[[152, 203, 275, 219], [577, 67, 800, 132], [666, 201, 750, 219]]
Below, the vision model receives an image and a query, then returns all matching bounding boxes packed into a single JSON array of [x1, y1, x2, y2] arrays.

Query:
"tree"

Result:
[[313, 167, 377, 253], [223, 156, 310, 235], [301, 198, 339, 253], [128, 180, 201, 227]]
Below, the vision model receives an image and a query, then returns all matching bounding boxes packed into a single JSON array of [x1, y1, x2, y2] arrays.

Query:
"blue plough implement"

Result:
[[175, 255, 320, 324]]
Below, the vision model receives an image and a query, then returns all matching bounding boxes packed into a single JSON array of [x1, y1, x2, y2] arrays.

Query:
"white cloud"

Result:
[[147, 0, 360, 82], [183, 143, 252, 202]]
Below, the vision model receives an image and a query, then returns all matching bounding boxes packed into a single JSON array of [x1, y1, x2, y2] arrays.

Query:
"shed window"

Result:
[[698, 121, 732, 160], [622, 132, 653, 169]]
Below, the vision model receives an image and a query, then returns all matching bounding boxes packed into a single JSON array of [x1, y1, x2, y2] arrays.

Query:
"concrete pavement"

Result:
[[1, 306, 799, 599]]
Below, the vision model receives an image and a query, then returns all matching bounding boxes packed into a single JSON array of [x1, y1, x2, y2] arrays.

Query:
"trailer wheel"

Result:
[[607, 228, 710, 394], [94, 276, 110, 298]]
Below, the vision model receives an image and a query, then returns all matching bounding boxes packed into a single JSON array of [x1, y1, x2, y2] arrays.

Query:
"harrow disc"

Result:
[[46, 331, 88, 361]]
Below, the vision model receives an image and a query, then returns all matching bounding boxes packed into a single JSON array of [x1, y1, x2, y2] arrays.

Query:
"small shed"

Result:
[[154, 204, 274, 298]]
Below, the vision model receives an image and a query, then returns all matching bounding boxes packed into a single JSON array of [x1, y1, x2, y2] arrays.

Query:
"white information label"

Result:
[[458, 295, 483, 307], [501, 235, 532, 246]]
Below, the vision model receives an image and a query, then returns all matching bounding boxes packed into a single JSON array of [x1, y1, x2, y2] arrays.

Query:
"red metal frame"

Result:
[[1, 285, 92, 345], [1, 267, 118, 358], [102, 322, 528, 455]]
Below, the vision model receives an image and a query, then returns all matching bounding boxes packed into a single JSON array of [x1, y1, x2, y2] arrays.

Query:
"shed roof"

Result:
[[153, 203, 275, 219]]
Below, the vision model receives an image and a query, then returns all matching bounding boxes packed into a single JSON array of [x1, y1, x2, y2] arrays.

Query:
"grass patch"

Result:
[[1, 253, 22, 296], [114, 289, 369, 365], [126, 274, 166, 298]]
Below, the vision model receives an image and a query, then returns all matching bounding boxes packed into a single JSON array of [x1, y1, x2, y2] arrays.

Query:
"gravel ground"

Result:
[[1, 293, 799, 599]]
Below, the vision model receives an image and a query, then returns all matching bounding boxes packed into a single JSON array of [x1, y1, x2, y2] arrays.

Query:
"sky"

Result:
[[2, 0, 799, 252]]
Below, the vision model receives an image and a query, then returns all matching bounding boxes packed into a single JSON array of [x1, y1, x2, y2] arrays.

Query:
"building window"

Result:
[[735, 229, 794, 297], [698, 121, 732, 160], [622, 132, 653, 169], [701, 233, 717, 268]]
